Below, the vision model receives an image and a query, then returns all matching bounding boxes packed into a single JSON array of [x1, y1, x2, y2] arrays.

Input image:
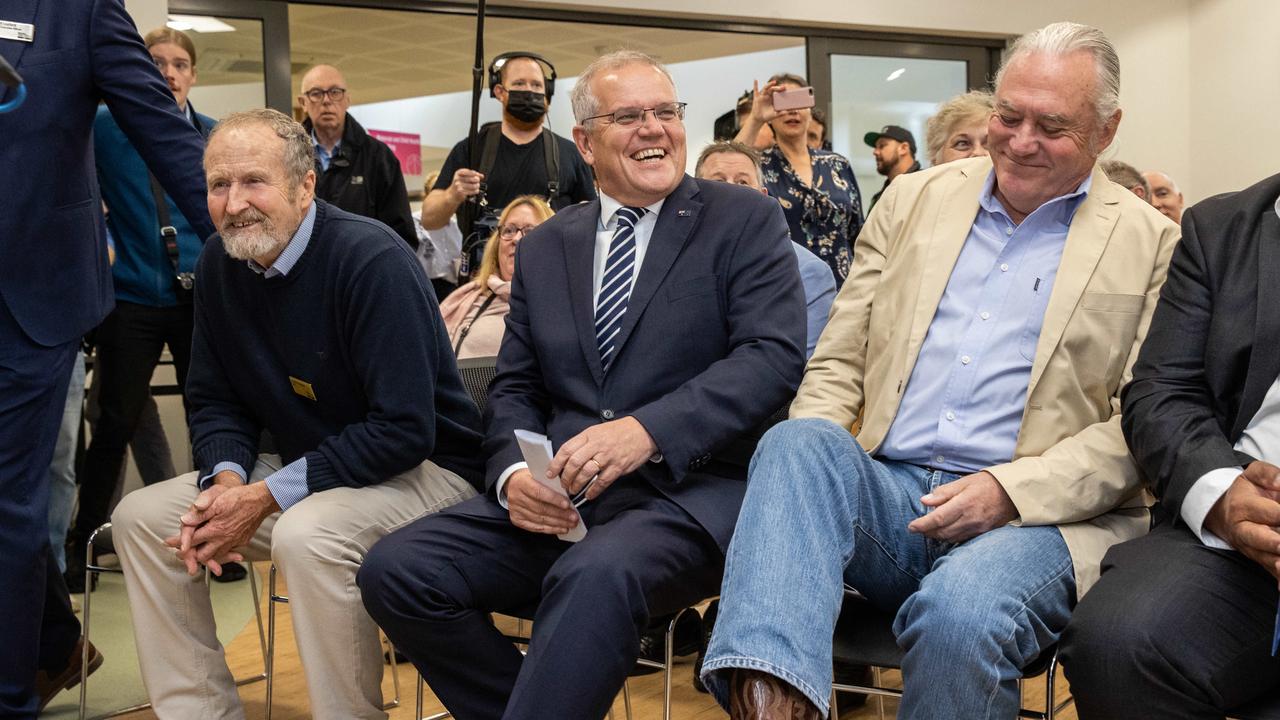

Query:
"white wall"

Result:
[[1189, 0, 1280, 199]]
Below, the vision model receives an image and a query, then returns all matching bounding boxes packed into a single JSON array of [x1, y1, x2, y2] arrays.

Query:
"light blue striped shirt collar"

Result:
[[248, 201, 317, 278]]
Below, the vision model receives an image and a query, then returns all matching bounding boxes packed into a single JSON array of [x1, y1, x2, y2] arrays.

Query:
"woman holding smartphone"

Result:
[[734, 73, 864, 287]]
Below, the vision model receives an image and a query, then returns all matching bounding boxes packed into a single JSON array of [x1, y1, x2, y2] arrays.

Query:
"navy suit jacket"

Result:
[[0, 0, 213, 347], [484, 175, 806, 550]]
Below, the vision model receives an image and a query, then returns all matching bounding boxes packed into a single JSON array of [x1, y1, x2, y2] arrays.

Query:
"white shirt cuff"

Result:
[[1180, 466, 1240, 550], [494, 462, 529, 510]]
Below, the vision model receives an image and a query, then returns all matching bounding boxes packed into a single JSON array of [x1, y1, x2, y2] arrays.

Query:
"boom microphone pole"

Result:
[[0, 54, 26, 113]]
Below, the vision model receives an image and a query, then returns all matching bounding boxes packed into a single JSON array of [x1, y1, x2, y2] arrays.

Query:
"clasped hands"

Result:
[[907, 470, 1019, 543], [506, 417, 656, 535], [164, 470, 280, 576], [1205, 460, 1280, 580]]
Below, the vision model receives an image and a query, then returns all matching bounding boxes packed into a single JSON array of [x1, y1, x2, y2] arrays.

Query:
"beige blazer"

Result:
[[791, 157, 1180, 595]]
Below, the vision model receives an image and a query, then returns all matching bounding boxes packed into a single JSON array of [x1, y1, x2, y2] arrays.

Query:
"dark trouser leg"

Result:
[[360, 494, 563, 720], [73, 302, 165, 545], [503, 480, 722, 720], [0, 298, 79, 716], [1062, 521, 1280, 719]]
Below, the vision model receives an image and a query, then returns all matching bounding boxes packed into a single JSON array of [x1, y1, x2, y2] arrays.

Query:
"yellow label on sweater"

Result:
[[289, 376, 316, 401]]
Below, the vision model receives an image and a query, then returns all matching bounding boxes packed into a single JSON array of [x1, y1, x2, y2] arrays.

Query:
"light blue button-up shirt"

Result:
[[878, 171, 1091, 474], [200, 202, 317, 511], [312, 129, 341, 172]]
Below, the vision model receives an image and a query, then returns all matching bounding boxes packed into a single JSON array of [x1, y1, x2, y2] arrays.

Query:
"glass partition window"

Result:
[[828, 54, 968, 201], [286, 4, 806, 191], [182, 16, 267, 118]]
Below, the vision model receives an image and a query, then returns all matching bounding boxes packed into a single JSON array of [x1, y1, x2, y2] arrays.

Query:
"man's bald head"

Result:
[[298, 64, 350, 137], [1144, 170, 1184, 224]]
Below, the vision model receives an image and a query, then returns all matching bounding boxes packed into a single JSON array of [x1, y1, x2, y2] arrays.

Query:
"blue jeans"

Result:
[[701, 418, 1075, 719], [47, 351, 85, 573]]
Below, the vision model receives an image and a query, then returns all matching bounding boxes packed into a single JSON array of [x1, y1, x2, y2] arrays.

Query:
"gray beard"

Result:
[[222, 217, 288, 262]]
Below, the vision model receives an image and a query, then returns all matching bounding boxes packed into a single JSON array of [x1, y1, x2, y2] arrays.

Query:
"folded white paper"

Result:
[[514, 429, 587, 542]]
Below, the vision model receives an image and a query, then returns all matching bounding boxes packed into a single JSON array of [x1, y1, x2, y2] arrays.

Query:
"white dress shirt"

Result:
[[1180, 194, 1280, 548], [495, 191, 665, 506]]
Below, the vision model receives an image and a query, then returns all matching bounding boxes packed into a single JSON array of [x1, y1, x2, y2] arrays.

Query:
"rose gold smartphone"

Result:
[[772, 86, 815, 112]]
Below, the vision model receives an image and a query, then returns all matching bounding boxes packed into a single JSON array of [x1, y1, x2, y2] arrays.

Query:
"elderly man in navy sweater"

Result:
[[111, 109, 483, 720]]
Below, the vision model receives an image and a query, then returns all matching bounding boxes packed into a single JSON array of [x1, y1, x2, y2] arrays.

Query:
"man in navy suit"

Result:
[[0, 1, 212, 714], [359, 50, 806, 720]]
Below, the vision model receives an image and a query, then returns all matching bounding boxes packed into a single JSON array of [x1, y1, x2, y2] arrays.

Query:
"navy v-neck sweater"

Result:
[[186, 200, 484, 494]]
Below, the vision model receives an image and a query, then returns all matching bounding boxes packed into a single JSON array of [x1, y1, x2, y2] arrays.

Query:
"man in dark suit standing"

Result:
[[359, 50, 805, 720], [0, 1, 212, 714], [1061, 173, 1280, 717]]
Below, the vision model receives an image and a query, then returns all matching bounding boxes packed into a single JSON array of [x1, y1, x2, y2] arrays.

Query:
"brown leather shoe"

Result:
[[35, 638, 103, 711], [729, 668, 822, 720]]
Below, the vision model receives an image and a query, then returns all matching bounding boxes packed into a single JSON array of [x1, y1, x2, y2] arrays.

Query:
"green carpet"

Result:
[[42, 567, 261, 718]]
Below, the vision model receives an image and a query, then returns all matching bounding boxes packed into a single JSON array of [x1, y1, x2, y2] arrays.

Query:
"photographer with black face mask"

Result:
[[421, 52, 595, 282]]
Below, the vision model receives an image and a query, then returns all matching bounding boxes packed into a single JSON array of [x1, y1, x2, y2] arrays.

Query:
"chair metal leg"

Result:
[[872, 665, 885, 720], [1044, 652, 1057, 720], [266, 564, 280, 720], [622, 679, 633, 720], [78, 540, 95, 720], [830, 687, 839, 719], [384, 633, 401, 709], [240, 562, 268, 684]]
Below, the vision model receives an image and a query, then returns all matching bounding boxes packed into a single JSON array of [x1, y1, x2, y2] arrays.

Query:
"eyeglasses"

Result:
[[582, 102, 687, 127], [499, 224, 535, 240], [302, 87, 347, 103]]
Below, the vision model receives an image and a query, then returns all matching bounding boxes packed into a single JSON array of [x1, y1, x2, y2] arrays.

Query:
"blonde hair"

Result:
[[925, 90, 994, 165], [143, 27, 197, 66], [472, 195, 555, 287]]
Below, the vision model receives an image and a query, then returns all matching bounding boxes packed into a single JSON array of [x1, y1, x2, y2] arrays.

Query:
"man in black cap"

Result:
[[864, 124, 921, 211]]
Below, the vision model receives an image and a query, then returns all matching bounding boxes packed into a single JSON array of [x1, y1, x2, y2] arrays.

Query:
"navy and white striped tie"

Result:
[[595, 206, 646, 372]]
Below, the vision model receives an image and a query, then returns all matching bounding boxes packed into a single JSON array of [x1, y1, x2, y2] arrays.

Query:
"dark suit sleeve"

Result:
[[630, 197, 805, 481], [480, 242, 552, 490], [373, 143, 419, 250], [90, 0, 213, 239], [1121, 205, 1254, 519]]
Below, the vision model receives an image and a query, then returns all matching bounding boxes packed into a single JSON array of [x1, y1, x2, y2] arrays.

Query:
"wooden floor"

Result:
[[118, 565, 1077, 719]]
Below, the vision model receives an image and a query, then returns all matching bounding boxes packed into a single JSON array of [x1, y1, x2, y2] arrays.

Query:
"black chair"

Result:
[[830, 591, 1072, 720], [456, 355, 499, 413]]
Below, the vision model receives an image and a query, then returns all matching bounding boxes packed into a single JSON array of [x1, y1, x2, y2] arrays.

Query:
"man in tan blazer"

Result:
[[700, 21, 1180, 720]]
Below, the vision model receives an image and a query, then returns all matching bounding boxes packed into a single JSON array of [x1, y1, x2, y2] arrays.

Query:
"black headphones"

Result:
[[487, 51, 557, 100]]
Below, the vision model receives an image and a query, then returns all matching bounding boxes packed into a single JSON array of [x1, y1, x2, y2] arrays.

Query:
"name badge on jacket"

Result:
[[0, 20, 35, 42], [289, 376, 316, 401], [350, 176, 364, 186]]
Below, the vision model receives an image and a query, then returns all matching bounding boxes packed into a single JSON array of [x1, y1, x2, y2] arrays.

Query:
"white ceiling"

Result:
[[186, 5, 803, 106]]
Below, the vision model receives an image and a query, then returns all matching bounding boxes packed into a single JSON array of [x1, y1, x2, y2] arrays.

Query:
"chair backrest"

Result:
[[456, 355, 498, 413]]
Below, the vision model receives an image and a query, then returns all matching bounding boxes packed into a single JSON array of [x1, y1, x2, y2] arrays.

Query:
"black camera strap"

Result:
[[147, 171, 180, 274], [453, 291, 500, 355]]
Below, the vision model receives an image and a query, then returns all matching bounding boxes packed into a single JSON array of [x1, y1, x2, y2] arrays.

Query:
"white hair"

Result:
[[570, 50, 676, 124], [996, 21, 1121, 127]]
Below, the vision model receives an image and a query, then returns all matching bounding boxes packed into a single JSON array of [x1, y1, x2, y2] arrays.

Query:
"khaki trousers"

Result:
[[112, 455, 476, 720]]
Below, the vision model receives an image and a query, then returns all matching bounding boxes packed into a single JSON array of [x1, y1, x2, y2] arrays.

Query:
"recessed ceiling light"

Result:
[[167, 15, 236, 33], [886, 68, 906, 82]]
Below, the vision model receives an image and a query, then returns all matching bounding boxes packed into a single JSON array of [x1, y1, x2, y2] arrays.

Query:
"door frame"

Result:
[[168, 0, 293, 112]]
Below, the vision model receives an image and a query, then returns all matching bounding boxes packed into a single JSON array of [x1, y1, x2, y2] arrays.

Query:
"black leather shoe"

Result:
[[210, 561, 247, 583], [630, 610, 701, 677]]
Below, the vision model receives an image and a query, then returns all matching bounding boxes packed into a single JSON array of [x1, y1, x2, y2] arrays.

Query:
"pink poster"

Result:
[[368, 129, 422, 175]]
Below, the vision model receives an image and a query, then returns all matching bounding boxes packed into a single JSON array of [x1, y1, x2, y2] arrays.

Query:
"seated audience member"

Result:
[[700, 22, 1180, 719], [439, 195, 553, 359], [736, 73, 865, 287], [925, 89, 993, 165], [111, 109, 483, 720], [1061, 173, 1280, 718], [1144, 169, 1186, 223], [299, 64, 419, 250], [358, 50, 805, 720], [1101, 159, 1152, 201], [807, 107, 831, 151], [695, 141, 835, 359], [416, 171, 465, 302], [68, 26, 215, 590]]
